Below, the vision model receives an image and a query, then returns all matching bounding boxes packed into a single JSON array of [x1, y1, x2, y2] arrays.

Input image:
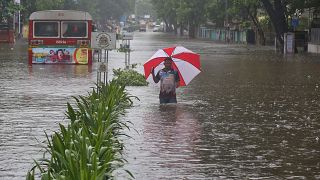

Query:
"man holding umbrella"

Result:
[[151, 57, 180, 104], [144, 46, 201, 104]]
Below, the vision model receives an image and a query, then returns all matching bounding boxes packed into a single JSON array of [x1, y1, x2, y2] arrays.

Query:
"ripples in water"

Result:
[[1, 33, 320, 179]]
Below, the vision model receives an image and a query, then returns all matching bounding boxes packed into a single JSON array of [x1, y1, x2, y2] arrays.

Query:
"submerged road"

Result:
[[1, 32, 320, 179]]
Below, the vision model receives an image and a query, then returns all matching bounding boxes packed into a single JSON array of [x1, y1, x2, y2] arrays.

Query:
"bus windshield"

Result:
[[62, 21, 87, 38], [34, 21, 59, 37]]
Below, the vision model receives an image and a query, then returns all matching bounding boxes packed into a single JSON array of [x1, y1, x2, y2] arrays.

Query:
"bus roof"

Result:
[[29, 10, 92, 21]]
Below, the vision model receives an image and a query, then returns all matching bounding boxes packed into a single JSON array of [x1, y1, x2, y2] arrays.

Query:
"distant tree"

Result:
[[136, 0, 155, 17], [179, 0, 208, 38], [0, 0, 21, 27], [152, 0, 207, 37], [230, 0, 266, 45], [62, 0, 77, 9], [206, 0, 226, 27], [21, 0, 36, 22], [74, 0, 98, 17], [176, 0, 189, 35], [20, 0, 135, 26], [260, 0, 320, 49], [21, 0, 72, 22], [33, 0, 65, 10], [260, 0, 288, 49], [151, 0, 178, 32], [96, 0, 135, 22]]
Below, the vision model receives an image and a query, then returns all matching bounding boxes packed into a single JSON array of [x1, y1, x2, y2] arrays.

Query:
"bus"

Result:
[[28, 10, 93, 65]]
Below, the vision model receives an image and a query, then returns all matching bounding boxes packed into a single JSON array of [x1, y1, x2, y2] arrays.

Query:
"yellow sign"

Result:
[[74, 48, 88, 64]]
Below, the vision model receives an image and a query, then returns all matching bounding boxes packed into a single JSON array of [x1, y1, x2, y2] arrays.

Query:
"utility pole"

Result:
[[15, 0, 21, 37]]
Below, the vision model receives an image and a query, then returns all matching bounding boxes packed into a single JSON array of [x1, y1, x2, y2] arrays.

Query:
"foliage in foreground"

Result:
[[113, 67, 148, 86], [26, 81, 136, 180]]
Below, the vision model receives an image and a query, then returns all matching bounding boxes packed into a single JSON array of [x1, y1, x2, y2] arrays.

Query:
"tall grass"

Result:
[[27, 80, 136, 180]]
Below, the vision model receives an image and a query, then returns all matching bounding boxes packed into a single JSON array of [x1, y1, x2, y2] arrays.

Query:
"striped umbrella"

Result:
[[144, 46, 201, 86]]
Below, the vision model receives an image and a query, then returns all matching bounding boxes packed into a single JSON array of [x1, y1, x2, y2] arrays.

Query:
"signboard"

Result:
[[120, 16, 126, 22], [122, 32, 133, 40], [291, 18, 299, 29], [91, 32, 116, 50]]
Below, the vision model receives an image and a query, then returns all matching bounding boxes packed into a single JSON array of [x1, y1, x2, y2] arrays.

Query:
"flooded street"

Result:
[[1, 32, 320, 179]]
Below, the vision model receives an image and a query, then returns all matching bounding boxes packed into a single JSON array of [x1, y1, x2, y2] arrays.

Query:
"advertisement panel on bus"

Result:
[[32, 47, 89, 64]]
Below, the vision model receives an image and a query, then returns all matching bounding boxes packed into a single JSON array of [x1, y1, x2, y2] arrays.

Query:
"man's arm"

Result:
[[152, 67, 159, 83]]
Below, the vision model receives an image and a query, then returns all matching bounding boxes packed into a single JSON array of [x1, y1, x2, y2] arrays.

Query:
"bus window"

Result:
[[62, 21, 87, 38], [34, 21, 59, 37]]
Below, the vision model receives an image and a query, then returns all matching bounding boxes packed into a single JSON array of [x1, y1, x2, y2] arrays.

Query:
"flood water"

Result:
[[1, 32, 320, 180]]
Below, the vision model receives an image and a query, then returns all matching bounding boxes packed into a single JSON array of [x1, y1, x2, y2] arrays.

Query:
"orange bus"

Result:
[[28, 10, 93, 65]]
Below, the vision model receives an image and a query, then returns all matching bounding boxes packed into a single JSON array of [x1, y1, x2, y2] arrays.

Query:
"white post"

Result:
[[128, 40, 130, 67], [14, 0, 21, 37], [18, 10, 21, 34]]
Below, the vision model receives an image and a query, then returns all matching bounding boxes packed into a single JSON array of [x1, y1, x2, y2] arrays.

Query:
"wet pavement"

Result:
[[1, 32, 320, 179]]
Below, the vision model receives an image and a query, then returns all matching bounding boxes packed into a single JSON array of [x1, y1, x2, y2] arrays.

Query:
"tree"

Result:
[[19, 0, 135, 26], [152, 0, 208, 37], [0, 0, 21, 27], [74, 0, 98, 18], [206, 0, 226, 27], [21, 0, 37, 22], [260, 0, 288, 49], [260, 0, 320, 49], [230, 0, 266, 45], [95, 0, 134, 22], [136, 0, 155, 17], [180, 0, 208, 38], [178, 0, 207, 38], [151, 0, 178, 32]]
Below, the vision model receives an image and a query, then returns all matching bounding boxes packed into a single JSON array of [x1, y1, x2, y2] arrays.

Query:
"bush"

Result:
[[113, 67, 148, 86], [26, 81, 136, 180]]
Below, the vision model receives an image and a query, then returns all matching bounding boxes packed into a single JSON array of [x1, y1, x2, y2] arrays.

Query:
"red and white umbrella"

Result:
[[144, 46, 201, 86]]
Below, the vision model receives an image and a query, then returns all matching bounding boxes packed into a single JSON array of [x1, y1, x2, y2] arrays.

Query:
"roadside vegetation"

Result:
[[150, 0, 320, 47], [113, 66, 149, 87], [26, 66, 148, 179], [26, 81, 139, 180]]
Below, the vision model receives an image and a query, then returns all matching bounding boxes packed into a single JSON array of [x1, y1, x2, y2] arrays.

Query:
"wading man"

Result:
[[151, 57, 180, 104]]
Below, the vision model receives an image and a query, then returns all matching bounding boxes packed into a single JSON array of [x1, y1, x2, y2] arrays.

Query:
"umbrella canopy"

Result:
[[144, 46, 201, 86]]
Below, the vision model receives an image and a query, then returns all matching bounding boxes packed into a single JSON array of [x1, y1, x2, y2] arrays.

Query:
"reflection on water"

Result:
[[1, 34, 320, 179], [116, 34, 320, 179], [0, 42, 96, 180], [28, 64, 92, 77], [116, 102, 207, 179]]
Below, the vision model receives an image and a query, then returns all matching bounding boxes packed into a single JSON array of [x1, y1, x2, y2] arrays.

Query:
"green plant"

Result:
[[113, 68, 148, 86], [26, 82, 136, 180], [117, 46, 131, 53]]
